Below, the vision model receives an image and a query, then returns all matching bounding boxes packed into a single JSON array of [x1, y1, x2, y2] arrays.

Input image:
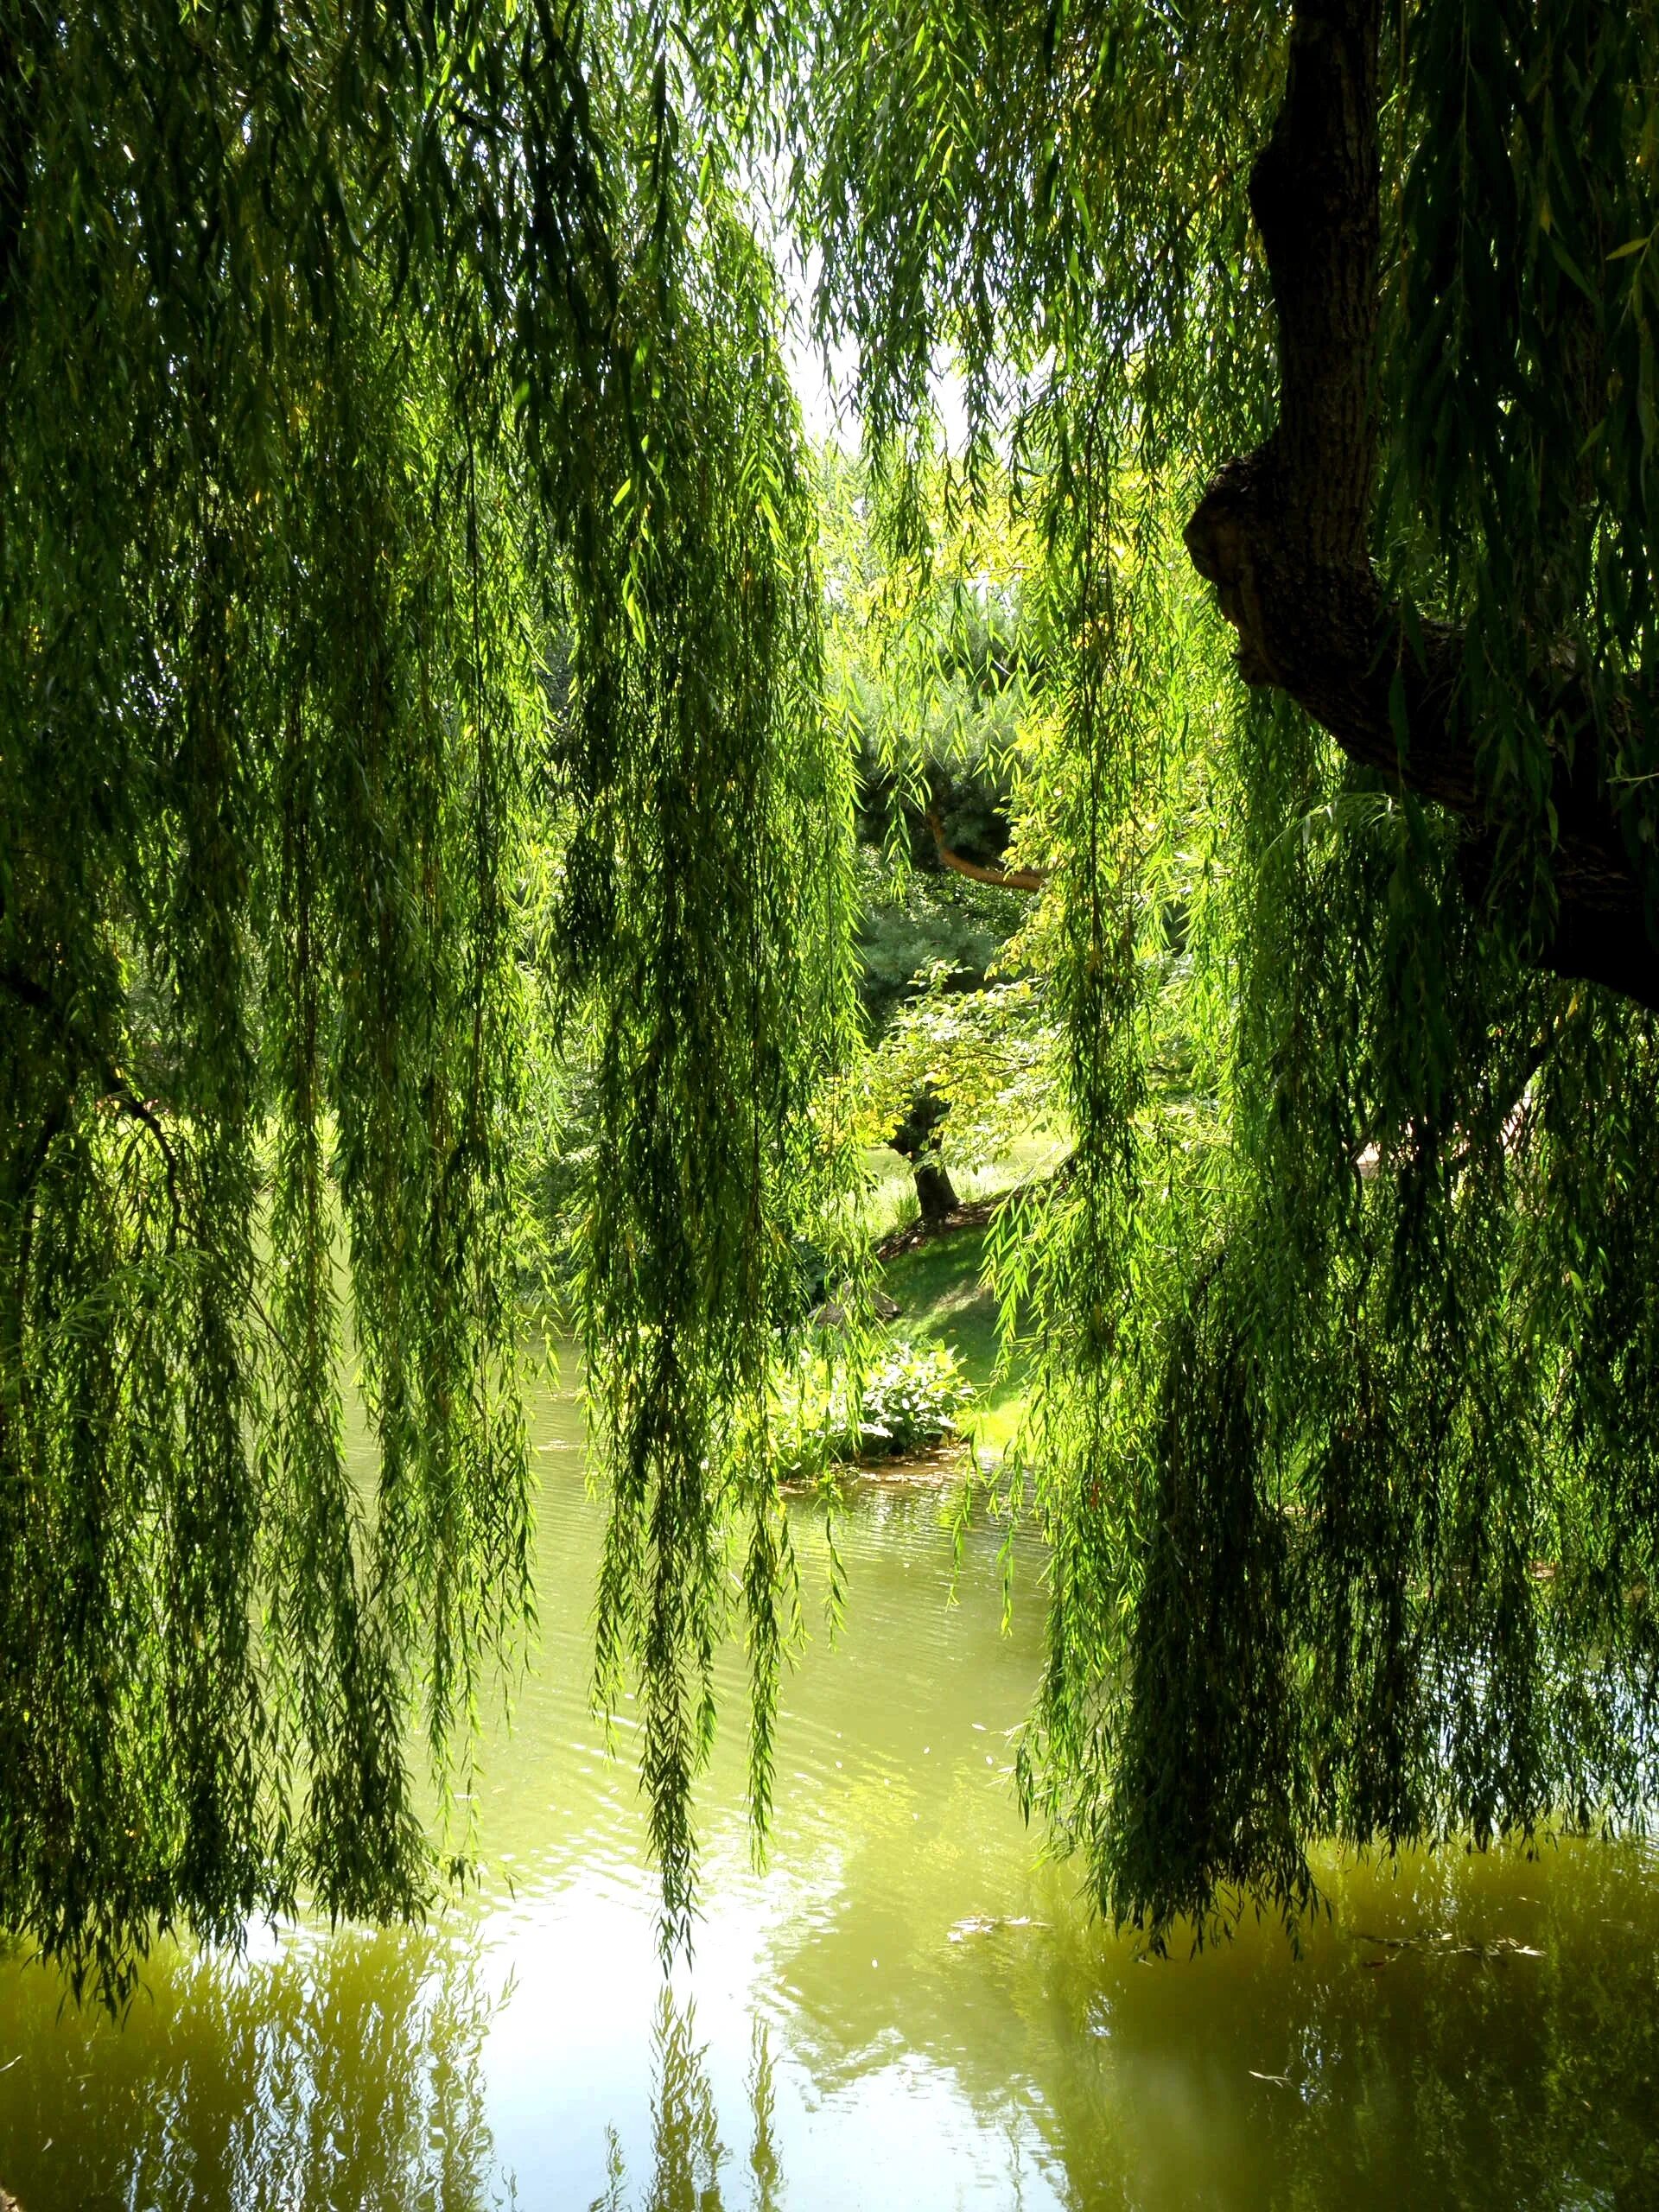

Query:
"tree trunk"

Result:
[[1184, 0, 1659, 1013], [912, 1157, 959, 1226], [891, 1084, 959, 1227]]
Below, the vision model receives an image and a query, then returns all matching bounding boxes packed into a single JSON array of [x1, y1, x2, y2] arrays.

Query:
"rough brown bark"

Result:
[[890, 1084, 959, 1224], [1184, 0, 1659, 1014], [912, 1157, 959, 1224]]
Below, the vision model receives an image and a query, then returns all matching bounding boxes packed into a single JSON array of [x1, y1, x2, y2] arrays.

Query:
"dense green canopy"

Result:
[[0, 0, 847, 1999], [820, 0, 1659, 1947], [5, 0, 1659, 2001]]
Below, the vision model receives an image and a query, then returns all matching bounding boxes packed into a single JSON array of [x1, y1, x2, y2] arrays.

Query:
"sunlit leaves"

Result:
[[550, 173, 861, 1951], [0, 0, 662, 2004], [790, 0, 1659, 1944]]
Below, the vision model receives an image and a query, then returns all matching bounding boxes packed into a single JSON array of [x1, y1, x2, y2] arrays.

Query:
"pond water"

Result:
[[0, 1375, 1656, 2209]]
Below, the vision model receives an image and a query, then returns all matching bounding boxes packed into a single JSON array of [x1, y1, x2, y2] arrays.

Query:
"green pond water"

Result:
[[1, 1374, 1656, 2209]]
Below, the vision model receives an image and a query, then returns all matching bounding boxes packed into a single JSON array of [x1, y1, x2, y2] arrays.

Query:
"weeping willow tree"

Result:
[[790, 0, 1659, 1944], [0, 0, 853, 2004], [9, 0, 1659, 2007]]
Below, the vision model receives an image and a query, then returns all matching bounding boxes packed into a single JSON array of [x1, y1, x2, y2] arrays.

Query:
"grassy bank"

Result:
[[859, 1135, 1067, 1246], [876, 1223, 1027, 1461]]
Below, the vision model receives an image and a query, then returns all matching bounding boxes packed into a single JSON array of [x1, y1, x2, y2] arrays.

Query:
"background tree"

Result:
[[819, 451, 1057, 1224]]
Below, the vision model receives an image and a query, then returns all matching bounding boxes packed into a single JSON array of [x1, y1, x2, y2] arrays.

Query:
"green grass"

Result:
[[877, 1224, 1028, 1460], [858, 1133, 1070, 1244]]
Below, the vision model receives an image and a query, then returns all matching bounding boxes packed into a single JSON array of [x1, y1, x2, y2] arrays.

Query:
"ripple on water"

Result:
[[0, 1400, 1656, 2210]]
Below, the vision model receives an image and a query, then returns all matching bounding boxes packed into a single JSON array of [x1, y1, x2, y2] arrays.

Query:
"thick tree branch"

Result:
[[923, 809, 1047, 893], [1185, 0, 1659, 1014]]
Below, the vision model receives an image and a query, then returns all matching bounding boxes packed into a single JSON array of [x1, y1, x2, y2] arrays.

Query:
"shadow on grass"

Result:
[[876, 1224, 1028, 1459]]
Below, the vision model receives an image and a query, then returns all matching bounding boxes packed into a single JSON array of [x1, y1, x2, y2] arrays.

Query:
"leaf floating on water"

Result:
[[1353, 1929, 1543, 1960], [948, 1915, 1049, 1942]]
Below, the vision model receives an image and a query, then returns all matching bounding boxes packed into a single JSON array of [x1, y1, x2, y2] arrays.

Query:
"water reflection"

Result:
[[1264, 1848, 1659, 2209], [588, 2000, 782, 2212], [1006, 1840, 1659, 2210], [0, 1928, 516, 2212], [0, 1421, 1656, 2210], [573, 1847, 1659, 2212]]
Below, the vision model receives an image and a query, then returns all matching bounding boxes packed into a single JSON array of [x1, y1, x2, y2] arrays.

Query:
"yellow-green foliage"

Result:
[[10, 0, 1659, 1993]]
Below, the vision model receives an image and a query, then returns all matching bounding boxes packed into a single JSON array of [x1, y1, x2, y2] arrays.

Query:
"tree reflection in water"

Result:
[[1, 1860, 1657, 2212], [590, 1997, 780, 2212], [0, 1928, 516, 2212], [586, 1856, 1659, 2212]]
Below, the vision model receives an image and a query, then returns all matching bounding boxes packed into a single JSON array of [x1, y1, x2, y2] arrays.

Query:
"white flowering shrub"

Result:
[[855, 1341, 976, 1452], [776, 1338, 975, 1476]]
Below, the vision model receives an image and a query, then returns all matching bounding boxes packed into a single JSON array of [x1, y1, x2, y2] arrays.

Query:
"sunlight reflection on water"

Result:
[[0, 1373, 1655, 2209]]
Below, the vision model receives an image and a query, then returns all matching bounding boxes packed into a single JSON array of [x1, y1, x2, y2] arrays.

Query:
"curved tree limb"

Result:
[[923, 807, 1047, 893], [1184, 0, 1659, 1013]]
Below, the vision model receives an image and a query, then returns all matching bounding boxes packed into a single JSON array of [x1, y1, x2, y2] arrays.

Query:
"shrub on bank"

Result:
[[776, 1338, 975, 1477]]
